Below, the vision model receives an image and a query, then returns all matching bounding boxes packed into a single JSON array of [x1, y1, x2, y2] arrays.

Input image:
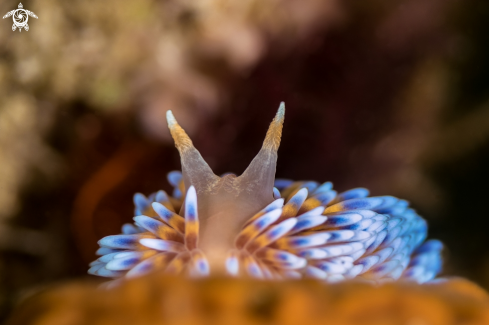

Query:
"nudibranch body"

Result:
[[89, 103, 443, 285]]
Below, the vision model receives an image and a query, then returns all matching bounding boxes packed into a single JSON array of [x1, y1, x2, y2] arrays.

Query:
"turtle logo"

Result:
[[2, 3, 38, 32]]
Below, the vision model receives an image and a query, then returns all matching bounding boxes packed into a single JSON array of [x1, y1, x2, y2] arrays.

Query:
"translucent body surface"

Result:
[[166, 104, 284, 270]]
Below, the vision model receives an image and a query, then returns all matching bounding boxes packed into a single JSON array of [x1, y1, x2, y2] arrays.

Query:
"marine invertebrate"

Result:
[[89, 103, 443, 284]]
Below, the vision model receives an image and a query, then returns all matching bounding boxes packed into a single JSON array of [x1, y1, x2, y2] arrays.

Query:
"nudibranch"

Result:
[[89, 103, 443, 285]]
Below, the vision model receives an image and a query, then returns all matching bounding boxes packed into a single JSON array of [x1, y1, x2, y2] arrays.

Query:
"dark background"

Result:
[[1, 0, 489, 320]]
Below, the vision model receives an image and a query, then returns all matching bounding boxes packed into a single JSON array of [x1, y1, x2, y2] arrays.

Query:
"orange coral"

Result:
[[7, 276, 489, 325]]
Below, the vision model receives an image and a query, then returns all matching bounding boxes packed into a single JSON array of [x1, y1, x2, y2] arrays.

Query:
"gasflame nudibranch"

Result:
[[89, 103, 443, 285]]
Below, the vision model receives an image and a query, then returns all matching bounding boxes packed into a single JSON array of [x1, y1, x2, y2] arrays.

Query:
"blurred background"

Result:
[[0, 0, 489, 320]]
